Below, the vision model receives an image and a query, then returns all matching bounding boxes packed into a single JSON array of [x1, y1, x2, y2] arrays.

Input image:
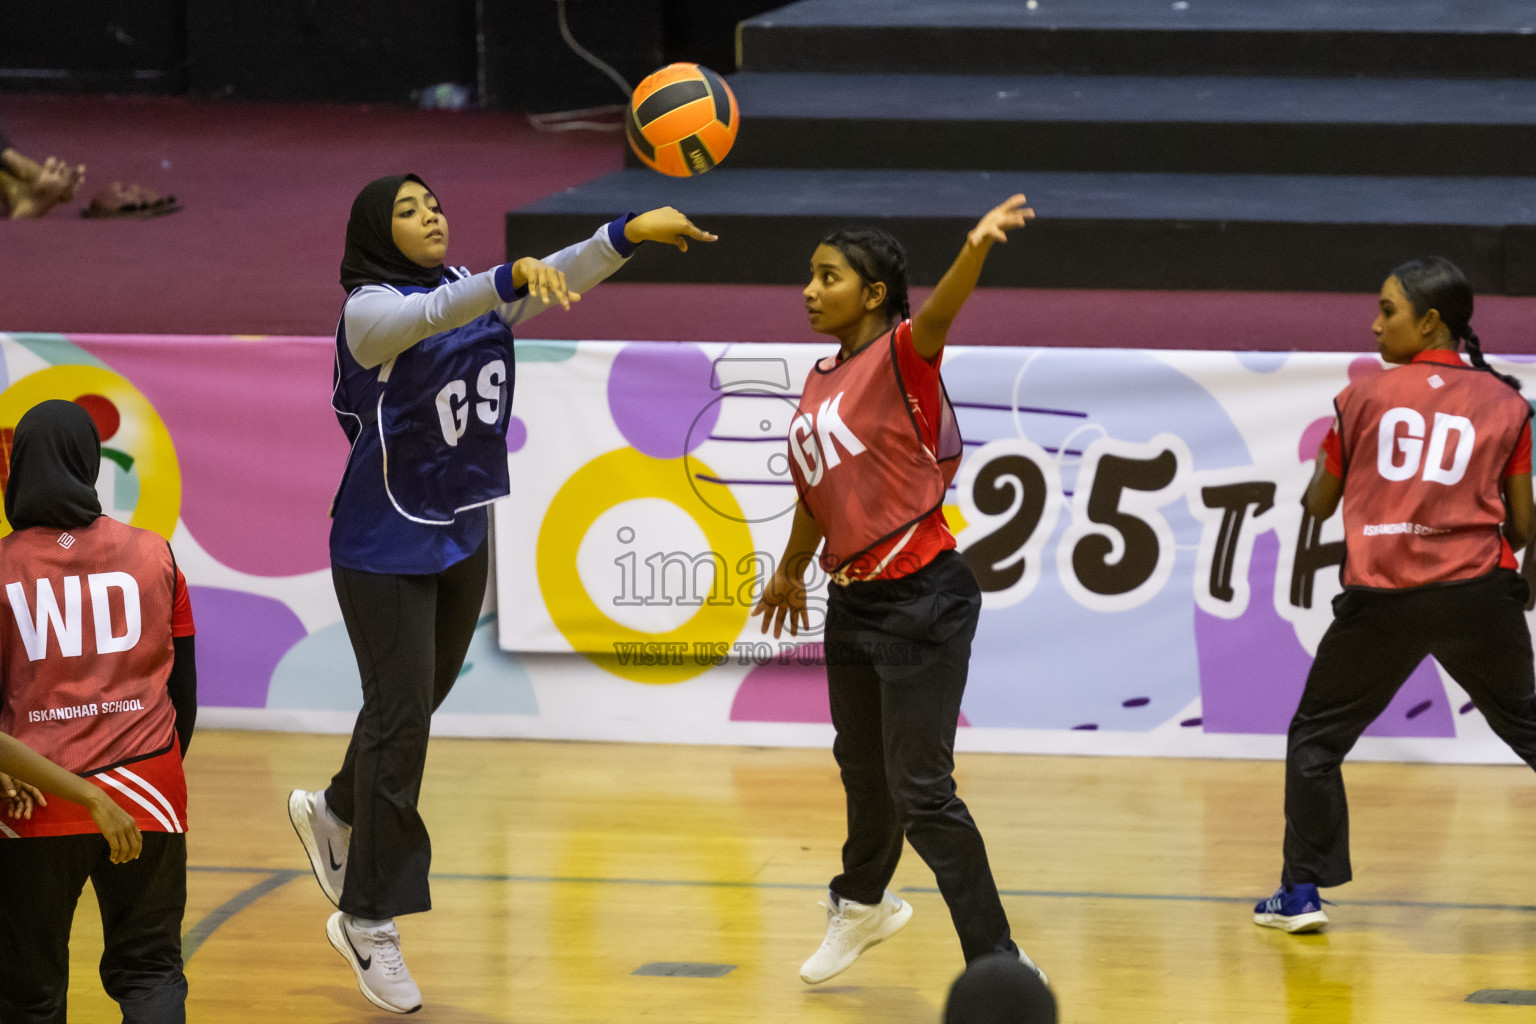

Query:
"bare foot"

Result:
[[8, 156, 74, 218], [59, 161, 85, 202]]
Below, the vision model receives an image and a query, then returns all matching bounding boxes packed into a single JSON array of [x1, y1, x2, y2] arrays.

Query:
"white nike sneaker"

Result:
[[799, 889, 913, 984], [327, 912, 423, 1014], [288, 788, 350, 906]]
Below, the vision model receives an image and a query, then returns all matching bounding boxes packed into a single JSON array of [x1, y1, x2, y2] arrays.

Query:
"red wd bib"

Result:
[[0, 516, 185, 837], [789, 324, 961, 574]]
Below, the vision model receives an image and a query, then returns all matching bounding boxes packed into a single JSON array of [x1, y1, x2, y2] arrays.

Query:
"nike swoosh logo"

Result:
[[345, 929, 372, 971], [327, 839, 344, 873]]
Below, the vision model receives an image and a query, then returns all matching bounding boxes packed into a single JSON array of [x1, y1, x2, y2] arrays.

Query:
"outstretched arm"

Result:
[[910, 194, 1034, 361], [498, 208, 716, 327], [624, 206, 717, 252]]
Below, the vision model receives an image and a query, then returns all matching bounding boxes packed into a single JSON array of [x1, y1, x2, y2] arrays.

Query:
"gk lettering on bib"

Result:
[[789, 325, 961, 573]]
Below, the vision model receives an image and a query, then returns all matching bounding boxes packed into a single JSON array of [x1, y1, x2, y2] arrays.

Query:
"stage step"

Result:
[[507, 168, 1536, 294], [712, 72, 1536, 177], [737, 0, 1536, 78]]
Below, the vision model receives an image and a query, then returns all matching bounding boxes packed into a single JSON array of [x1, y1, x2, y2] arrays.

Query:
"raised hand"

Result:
[[966, 194, 1035, 249], [624, 207, 718, 252]]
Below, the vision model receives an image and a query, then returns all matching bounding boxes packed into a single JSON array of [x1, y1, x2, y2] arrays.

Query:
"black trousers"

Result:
[[325, 541, 488, 919], [1283, 569, 1536, 888], [0, 832, 187, 1024], [824, 550, 1016, 963]]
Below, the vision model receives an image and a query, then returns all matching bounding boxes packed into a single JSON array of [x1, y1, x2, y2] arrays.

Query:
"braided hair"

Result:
[[1391, 256, 1522, 391], [820, 227, 911, 324]]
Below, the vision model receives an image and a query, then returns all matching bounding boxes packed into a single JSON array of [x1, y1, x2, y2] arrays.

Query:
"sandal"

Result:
[[81, 182, 181, 219]]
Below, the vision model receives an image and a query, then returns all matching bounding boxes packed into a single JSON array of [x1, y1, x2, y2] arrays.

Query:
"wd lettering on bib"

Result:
[[0, 515, 179, 778], [5, 572, 141, 660]]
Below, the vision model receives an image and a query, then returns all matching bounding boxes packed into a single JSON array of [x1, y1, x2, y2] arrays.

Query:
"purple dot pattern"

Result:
[[187, 585, 307, 707], [1122, 697, 1150, 708], [607, 343, 720, 459], [1194, 532, 1455, 738], [505, 415, 527, 453]]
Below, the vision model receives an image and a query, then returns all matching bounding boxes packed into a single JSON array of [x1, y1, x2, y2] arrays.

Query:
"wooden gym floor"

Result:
[[54, 731, 1536, 1023]]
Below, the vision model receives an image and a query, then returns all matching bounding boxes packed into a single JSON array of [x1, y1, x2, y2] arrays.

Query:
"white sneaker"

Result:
[[327, 912, 422, 1014], [799, 890, 913, 984], [288, 789, 350, 907]]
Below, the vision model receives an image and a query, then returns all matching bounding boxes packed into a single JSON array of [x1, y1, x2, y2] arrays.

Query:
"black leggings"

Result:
[[0, 832, 187, 1024], [1283, 569, 1536, 887], [325, 541, 488, 918], [824, 550, 1016, 963]]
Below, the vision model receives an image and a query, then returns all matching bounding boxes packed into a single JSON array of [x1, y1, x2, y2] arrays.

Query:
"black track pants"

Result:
[[325, 541, 488, 918], [0, 832, 187, 1024], [824, 550, 1016, 963], [1283, 570, 1536, 888]]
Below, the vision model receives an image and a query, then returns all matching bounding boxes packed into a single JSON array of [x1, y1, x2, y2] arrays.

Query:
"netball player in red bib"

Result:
[[1254, 257, 1535, 933], [754, 195, 1047, 985], [0, 400, 198, 1023]]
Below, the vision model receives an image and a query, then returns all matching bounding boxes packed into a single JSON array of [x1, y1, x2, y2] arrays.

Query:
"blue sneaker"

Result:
[[1253, 882, 1329, 933]]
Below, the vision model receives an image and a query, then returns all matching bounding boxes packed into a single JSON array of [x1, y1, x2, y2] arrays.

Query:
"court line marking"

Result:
[[916, 885, 1536, 914], [182, 868, 304, 962], [185, 866, 1536, 915]]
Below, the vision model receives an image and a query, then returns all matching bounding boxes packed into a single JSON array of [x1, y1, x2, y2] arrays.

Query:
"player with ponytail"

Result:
[[1391, 256, 1523, 391], [1254, 255, 1536, 933]]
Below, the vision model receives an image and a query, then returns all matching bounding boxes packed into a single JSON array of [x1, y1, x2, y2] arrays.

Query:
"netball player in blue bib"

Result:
[[288, 173, 715, 1013]]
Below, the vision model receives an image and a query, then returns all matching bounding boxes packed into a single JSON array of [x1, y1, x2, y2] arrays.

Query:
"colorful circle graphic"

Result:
[[0, 366, 181, 539], [537, 447, 754, 683]]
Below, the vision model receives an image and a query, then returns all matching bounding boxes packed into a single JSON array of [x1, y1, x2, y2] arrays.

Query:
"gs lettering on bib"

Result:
[[789, 323, 962, 573], [329, 270, 518, 531], [376, 310, 513, 524], [1336, 358, 1530, 589]]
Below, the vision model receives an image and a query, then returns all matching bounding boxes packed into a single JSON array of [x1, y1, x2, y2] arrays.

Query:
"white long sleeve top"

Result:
[[341, 218, 635, 370]]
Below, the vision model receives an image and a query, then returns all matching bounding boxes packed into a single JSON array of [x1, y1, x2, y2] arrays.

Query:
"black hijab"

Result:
[[6, 400, 103, 532], [338, 173, 446, 293]]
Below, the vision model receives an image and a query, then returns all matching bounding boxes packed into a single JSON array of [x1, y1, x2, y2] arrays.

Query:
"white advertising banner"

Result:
[[491, 341, 1536, 764], [33, 329, 1523, 763]]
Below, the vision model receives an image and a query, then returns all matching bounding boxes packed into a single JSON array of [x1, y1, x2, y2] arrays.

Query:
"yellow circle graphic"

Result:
[[0, 366, 181, 539], [538, 447, 754, 684]]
